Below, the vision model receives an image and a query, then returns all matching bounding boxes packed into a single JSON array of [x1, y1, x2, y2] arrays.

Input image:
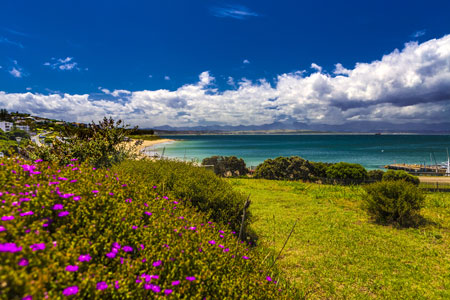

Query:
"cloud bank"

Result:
[[1, 35, 450, 130]]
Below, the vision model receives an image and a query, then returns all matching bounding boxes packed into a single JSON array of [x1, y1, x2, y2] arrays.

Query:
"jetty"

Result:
[[385, 163, 446, 175]]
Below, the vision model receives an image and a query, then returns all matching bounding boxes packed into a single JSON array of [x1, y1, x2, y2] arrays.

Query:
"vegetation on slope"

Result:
[[0, 158, 294, 299]]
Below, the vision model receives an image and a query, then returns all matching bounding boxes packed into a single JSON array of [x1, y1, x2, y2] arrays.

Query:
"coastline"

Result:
[[135, 138, 176, 153]]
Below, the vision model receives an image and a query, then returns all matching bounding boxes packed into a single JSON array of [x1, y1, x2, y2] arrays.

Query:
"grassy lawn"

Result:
[[228, 178, 450, 299]]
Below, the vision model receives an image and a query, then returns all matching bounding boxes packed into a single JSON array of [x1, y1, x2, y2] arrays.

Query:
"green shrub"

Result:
[[382, 170, 420, 186], [326, 162, 367, 184], [309, 161, 333, 179], [25, 117, 139, 168], [367, 170, 384, 181], [254, 156, 313, 181], [363, 180, 425, 226], [0, 158, 293, 299], [114, 159, 249, 235], [202, 156, 248, 177]]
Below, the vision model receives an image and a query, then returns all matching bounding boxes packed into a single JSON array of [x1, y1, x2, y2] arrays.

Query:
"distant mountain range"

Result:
[[152, 121, 450, 134]]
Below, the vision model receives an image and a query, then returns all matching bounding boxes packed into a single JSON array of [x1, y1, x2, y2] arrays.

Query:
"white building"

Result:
[[0, 121, 30, 133], [0, 121, 13, 132]]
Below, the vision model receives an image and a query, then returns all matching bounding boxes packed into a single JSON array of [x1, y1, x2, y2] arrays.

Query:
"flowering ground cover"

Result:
[[0, 158, 295, 299]]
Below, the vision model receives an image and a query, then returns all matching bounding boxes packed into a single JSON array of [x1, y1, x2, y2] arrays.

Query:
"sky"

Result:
[[0, 0, 450, 131]]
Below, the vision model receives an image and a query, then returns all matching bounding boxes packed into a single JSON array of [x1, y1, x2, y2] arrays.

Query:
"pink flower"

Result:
[[242, 256, 250, 260], [18, 258, 29, 266], [164, 289, 173, 295], [66, 265, 79, 272], [144, 211, 152, 216], [114, 281, 120, 289], [52, 204, 64, 210], [96, 281, 108, 290], [62, 286, 79, 296], [152, 260, 162, 267], [171, 280, 180, 286], [0, 226, 5, 232], [73, 196, 81, 201], [58, 211, 69, 217], [20, 211, 34, 216], [91, 190, 99, 194], [208, 240, 215, 245], [1, 215, 14, 221], [266, 276, 272, 281], [186, 276, 196, 281], [122, 246, 133, 252], [30, 243, 45, 251], [0, 243, 22, 253], [78, 254, 92, 262]]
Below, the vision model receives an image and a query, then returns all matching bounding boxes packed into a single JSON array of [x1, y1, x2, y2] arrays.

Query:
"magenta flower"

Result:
[[53, 204, 64, 210], [0, 243, 22, 253], [58, 177, 68, 181], [223, 248, 230, 252], [78, 254, 92, 262], [70, 179, 77, 183], [34, 159, 43, 163], [186, 276, 196, 281], [66, 265, 79, 272], [0, 226, 5, 232], [266, 276, 272, 281], [144, 284, 161, 293], [92, 190, 99, 194], [30, 243, 45, 251], [242, 256, 250, 260], [132, 226, 138, 230], [164, 289, 173, 295], [58, 211, 69, 217], [152, 260, 162, 267], [144, 211, 152, 216], [22, 295, 32, 300], [97, 281, 108, 290], [106, 252, 116, 259], [18, 258, 29, 266], [20, 211, 34, 217], [70, 158, 78, 161], [114, 281, 120, 289], [171, 280, 180, 286], [122, 246, 133, 252], [62, 286, 79, 296], [208, 240, 215, 245], [1, 215, 15, 221], [73, 196, 81, 201]]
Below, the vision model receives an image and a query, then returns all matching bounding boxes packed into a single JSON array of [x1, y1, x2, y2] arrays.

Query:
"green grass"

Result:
[[228, 178, 450, 299]]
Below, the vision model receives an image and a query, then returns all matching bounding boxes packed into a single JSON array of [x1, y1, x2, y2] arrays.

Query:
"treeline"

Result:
[[202, 155, 420, 185]]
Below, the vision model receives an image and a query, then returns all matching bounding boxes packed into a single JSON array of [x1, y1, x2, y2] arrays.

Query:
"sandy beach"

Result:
[[121, 138, 175, 158]]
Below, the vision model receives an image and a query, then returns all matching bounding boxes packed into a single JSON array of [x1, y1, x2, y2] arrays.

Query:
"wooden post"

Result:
[[238, 195, 251, 241]]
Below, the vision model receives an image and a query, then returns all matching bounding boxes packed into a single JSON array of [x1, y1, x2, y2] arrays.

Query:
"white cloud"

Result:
[[9, 67, 22, 78], [412, 30, 426, 38], [1, 35, 450, 129], [148, 75, 153, 78], [44, 57, 81, 71], [227, 76, 235, 86], [243, 59, 250, 64], [311, 63, 322, 73], [210, 5, 260, 20], [164, 76, 170, 81]]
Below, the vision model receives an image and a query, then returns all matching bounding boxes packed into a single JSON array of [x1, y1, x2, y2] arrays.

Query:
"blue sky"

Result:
[[1, 0, 450, 130]]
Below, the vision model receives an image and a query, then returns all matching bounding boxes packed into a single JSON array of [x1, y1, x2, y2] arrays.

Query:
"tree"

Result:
[[25, 117, 139, 168], [254, 156, 314, 180]]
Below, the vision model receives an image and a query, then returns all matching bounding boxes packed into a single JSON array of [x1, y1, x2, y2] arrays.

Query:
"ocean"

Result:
[[148, 134, 450, 170]]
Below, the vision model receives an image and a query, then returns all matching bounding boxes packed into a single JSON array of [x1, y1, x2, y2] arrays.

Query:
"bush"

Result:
[[382, 170, 420, 186], [0, 158, 293, 299], [367, 170, 384, 181], [363, 181, 425, 226], [326, 162, 367, 184], [254, 156, 313, 181], [201, 156, 248, 177], [309, 161, 333, 179], [25, 117, 139, 168], [114, 159, 249, 235]]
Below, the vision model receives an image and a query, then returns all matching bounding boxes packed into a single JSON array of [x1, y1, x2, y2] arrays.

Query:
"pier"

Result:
[[385, 163, 447, 175]]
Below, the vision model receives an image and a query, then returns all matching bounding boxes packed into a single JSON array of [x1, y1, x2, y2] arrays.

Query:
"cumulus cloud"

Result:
[[210, 5, 260, 20], [243, 59, 250, 64], [44, 57, 80, 71], [164, 76, 170, 81], [9, 67, 22, 78], [1, 35, 450, 129]]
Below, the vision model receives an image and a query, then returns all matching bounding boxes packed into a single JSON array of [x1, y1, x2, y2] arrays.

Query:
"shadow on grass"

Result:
[[371, 213, 438, 229]]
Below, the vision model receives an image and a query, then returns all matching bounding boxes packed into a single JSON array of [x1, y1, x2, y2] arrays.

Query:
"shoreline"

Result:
[[135, 138, 176, 153]]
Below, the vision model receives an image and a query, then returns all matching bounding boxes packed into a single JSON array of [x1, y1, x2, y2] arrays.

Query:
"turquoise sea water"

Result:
[[150, 135, 450, 170]]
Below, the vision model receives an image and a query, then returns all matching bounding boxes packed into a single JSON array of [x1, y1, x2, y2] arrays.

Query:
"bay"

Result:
[[150, 135, 450, 170]]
